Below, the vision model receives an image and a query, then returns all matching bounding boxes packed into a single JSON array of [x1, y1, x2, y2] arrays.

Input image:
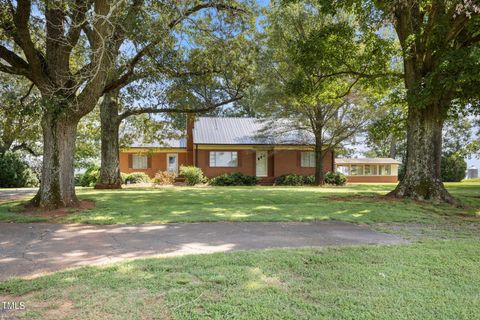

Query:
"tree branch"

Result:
[[0, 45, 31, 76], [11, 142, 39, 156], [103, 2, 246, 94], [119, 95, 242, 120]]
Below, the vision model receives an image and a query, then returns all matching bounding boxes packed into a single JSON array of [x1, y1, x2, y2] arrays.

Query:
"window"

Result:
[[337, 165, 350, 175], [350, 165, 364, 176], [364, 165, 377, 176], [209, 151, 238, 167], [379, 165, 391, 176], [301, 152, 315, 167], [132, 154, 148, 169]]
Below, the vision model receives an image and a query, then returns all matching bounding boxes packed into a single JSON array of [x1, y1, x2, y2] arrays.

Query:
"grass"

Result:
[[1, 240, 479, 319], [1, 183, 479, 319], [1, 182, 479, 224]]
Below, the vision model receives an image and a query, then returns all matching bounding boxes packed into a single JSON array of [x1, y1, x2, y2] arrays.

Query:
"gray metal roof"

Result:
[[335, 158, 402, 165], [193, 117, 314, 145], [129, 138, 186, 148]]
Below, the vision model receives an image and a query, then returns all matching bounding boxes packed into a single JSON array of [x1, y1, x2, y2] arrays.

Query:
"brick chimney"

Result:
[[186, 113, 195, 165]]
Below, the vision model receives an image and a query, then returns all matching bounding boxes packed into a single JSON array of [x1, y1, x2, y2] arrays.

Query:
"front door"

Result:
[[167, 154, 178, 174], [256, 151, 268, 177]]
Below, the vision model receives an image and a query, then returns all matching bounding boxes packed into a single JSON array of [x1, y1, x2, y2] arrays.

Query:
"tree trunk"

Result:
[[314, 136, 325, 186], [95, 93, 122, 189], [388, 103, 454, 203], [30, 112, 79, 209], [389, 134, 397, 159]]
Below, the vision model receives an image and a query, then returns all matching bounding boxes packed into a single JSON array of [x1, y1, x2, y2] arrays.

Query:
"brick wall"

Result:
[[196, 149, 333, 178], [273, 150, 333, 177], [196, 149, 257, 178], [119, 151, 187, 178]]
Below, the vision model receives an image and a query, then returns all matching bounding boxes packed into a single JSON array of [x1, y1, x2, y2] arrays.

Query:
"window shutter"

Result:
[[147, 155, 152, 168], [128, 154, 133, 169]]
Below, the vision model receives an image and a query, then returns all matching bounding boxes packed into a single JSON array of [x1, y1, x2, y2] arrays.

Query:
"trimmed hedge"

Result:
[[209, 172, 258, 186], [324, 171, 347, 186], [274, 174, 314, 186], [180, 166, 205, 186], [124, 172, 151, 184]]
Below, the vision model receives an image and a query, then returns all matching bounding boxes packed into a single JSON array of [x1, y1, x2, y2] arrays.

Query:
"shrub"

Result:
[[324, 171, 347, 186], [153, 170, 176, 186], [180, 166, 205, 186], [124, 172, 151, 184], [120, 172, 129, 184], [80, 165, 100, 187], [209, 172, 258, 186], [0, 151, 39, 187], [441, 154, 467, 182], [274, 174, 304, 186], [303, 175, 315, 185]]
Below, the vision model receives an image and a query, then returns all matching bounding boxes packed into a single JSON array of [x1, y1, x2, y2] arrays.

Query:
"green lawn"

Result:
[[1, 240, 479, 319], [1, 182, 479, 224]]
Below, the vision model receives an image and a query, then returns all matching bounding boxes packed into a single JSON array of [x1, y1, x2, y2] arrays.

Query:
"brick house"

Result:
[[120, 117, 333, 183], [119, 117, 400, 183]]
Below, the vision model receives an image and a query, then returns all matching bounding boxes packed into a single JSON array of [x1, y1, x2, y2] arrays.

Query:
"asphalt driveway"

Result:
[[0, 188, 37, 202], [0, 221, 406, 280]]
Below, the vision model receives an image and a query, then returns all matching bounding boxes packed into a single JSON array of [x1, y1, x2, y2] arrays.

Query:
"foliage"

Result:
[[324, 171, 347, 186], [251, 0, 398, 184], [0, 74, 41, 156], [274, 174, 316, 186], [302, 175, 315, 185], [443, 114, 480, 158], [209, 172, 258, 186], [0, 151, 38, 187], [79, 165, 100, 187], [124, 172, 151, 184], [120, 172, 130, 184], [365, 88, 407, 159], [75, 106, 101, 169], [275, 174, 305, 186], [180, 166, 206, 186], [153, 171, 177, 186], [441, 154, 467, 182]]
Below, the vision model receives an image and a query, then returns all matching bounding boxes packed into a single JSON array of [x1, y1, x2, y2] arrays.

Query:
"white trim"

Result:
[[256, 151, 268, 177]]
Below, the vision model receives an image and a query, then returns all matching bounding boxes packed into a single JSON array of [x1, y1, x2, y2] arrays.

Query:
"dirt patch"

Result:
[[19, 200, 95, 219]]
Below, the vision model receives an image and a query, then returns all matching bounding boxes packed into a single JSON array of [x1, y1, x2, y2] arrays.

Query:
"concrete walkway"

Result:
[[0, 221, 406, 280]]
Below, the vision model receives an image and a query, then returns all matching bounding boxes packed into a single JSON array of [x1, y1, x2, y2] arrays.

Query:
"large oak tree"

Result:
[[0, 0, 117, 208], [325, 0, 480, 202]]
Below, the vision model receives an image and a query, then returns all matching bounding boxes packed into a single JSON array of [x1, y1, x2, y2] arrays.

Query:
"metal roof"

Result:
[[193, 117, 314, 145], [335, 158, 402, 165], [129, 138, 186, 148]]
